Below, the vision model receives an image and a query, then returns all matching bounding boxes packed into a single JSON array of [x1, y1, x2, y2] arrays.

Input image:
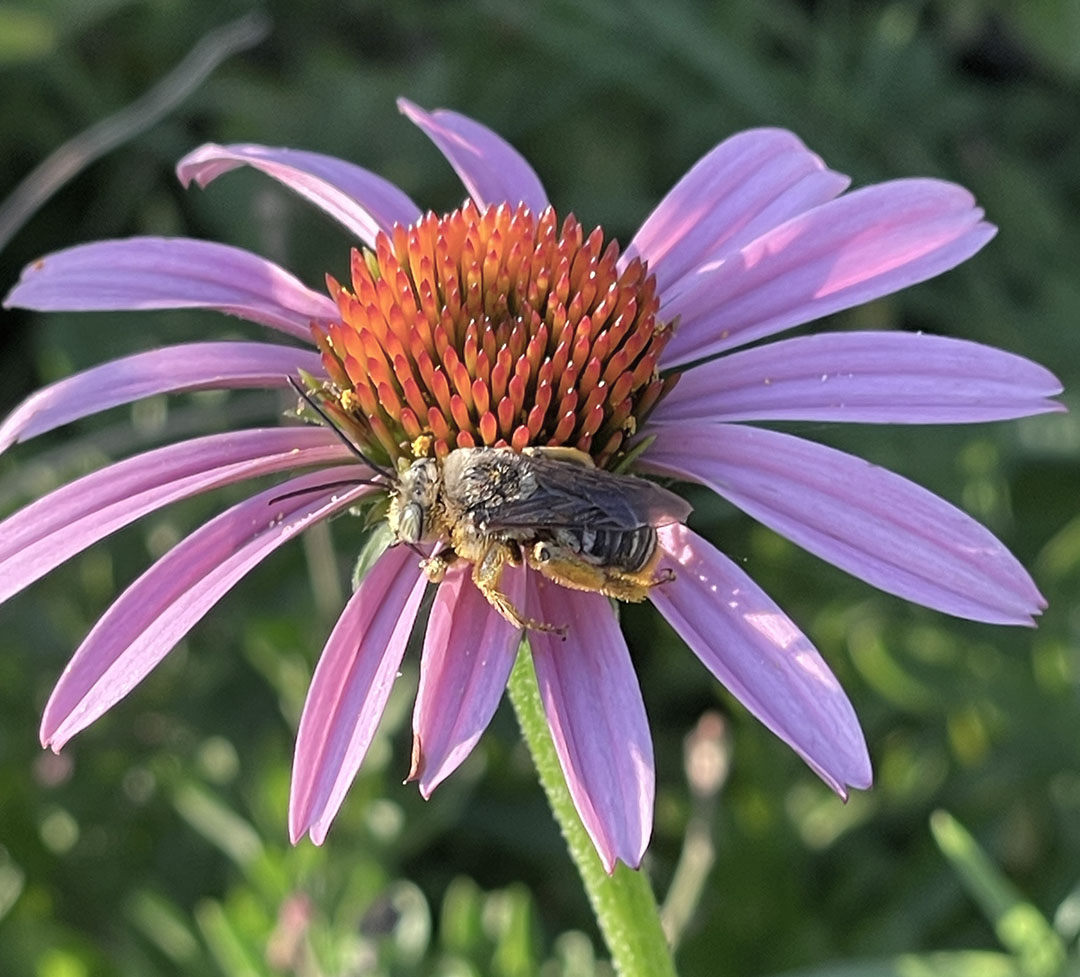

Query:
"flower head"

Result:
[[317, 199, 671, 466], [1, 99, 1062, 872]]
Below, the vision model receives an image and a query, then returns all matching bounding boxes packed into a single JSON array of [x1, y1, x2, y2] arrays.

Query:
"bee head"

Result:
[[389, 457, 442, 544]]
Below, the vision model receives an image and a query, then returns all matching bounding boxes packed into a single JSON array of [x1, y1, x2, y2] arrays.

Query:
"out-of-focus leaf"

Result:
[[996, 0, 1080, 78], [1037, 513, 1080, 579], [1053, 877, 1080, 942], [360, 880, 431, 967], [441, 875, 486, 955], [0, 7, 56, 64], [548, 931, 599, 977], [930, 810, 1066, 977], [847, 616, 940, 712]]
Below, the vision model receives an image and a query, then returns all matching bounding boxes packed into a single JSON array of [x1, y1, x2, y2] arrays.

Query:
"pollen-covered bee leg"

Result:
[[528, 542, 612, 595], [473, 543, 567, 636], [528, 542, 674, 602], [420, 548, 457, 583]]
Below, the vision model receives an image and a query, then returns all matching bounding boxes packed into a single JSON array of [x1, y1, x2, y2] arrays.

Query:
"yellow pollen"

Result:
[[312, 201, 678, 468]]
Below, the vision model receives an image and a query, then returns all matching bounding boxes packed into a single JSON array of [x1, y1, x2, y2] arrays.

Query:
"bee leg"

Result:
[[473, 544, 568, 637], [650, 567, 677, 587], [529, 542, 674, 602], [420, 548, 457, 583]]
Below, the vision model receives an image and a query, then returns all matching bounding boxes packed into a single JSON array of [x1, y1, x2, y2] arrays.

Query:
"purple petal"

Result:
[[0, 341, 324, 453], [642, 424, 1045, 625], [652, 524, 871, 795], [40, 468, 375, 751], [0, 427, 354, 604], [651, 332, 1064, 426], [3, 238, 338, 341], [623, 128, 849, 293], [411, 565, 523, 798], [660, 179, 996, 368], [177, 143, 421, 247], [289, 545, 428, 844], [398, 98, 549, 214], [526, 578, 654, 873]]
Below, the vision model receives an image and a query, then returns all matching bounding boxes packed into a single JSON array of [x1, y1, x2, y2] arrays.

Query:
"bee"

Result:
[[285, 379, 689, 633], [387, 445, 692, 633]]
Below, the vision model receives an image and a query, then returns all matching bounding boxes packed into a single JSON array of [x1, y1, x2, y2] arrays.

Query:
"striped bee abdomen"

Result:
[[545, 525, 658, 573]]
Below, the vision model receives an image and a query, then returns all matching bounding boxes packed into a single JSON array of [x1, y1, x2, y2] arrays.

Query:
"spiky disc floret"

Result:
[[312, 201, 677, 468]]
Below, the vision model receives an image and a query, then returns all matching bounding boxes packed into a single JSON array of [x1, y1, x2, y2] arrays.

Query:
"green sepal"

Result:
[[356, 492, 391, 528], [351, 520, 395, 591], [612, 435, 656, 474]]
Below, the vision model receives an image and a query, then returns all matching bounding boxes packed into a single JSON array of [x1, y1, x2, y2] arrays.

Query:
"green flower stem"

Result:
[[507, 641, 679, 977]]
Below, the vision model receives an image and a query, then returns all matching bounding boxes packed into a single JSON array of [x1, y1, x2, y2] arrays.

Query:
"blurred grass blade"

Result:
[[770, 949, 1023, 977], [126, 889, 201, 965], [930, 810, 1066, 977], [0, 850, 25, 923], [489, 883, 537, 977], [0, 10, 269, 253], [195, 899, 262, 977], [172, 782, 263, 868]]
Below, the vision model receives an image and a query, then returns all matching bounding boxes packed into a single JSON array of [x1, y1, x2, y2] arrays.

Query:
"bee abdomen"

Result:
[[549, 525, 657, 573]]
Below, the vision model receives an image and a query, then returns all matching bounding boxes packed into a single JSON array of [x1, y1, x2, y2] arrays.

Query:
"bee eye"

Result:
[[399, 502, 424, 543], [535, 544, 551, 563]]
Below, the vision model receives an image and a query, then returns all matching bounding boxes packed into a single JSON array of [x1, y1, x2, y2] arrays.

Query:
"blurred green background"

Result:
[[1, 1, 1078, 975]]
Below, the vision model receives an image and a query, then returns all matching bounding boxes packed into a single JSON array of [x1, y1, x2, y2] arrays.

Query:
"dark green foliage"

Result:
[[1, 1, 1078, 974]]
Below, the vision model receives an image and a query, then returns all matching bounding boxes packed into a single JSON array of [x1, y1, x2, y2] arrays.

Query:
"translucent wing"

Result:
[[485, 453, 691, 531]]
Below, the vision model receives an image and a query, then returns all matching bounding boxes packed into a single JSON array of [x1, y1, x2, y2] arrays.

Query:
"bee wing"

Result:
[[485, 455, 692, 531]]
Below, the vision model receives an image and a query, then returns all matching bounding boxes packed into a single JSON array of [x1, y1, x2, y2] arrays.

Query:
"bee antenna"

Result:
[[287, 376, 395, 481], [267, 477, 380, 506]]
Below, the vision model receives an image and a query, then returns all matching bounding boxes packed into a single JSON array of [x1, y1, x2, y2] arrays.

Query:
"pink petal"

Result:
[[177, 143, 421, 247], [3, 238, 338, 341], [40, 468, 374, 751], [660, 179, 996, 368], [411, 565, 524, 798], [289, 546, 428, 844], [526, 578, 654, 873], [623, 128, 849, 293], [0, 341, 323, 453], [651, 332, 1064, 426], [398, 98, 548, 214], [0, 427, 354, 604], [652, 524, 871, 795], [642, 425, 1045, 625]]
